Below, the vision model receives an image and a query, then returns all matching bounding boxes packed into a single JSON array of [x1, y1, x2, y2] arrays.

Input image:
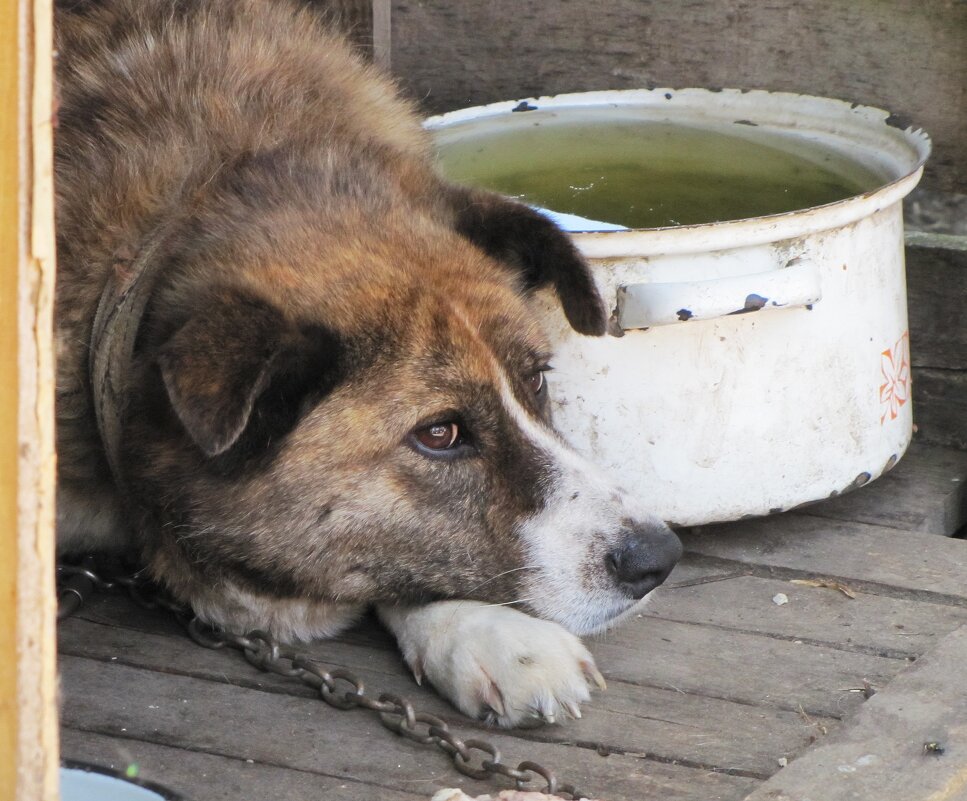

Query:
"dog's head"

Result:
[[127, 191, 681, 637]]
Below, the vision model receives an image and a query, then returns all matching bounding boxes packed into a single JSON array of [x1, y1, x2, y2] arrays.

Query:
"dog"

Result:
[[54, 0, 682, 727]]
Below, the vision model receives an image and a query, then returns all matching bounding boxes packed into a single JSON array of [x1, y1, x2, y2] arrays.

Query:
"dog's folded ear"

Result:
[[446, 186, 608, 336], [156, 289, 286, 457], [157, 286, 345, 461]]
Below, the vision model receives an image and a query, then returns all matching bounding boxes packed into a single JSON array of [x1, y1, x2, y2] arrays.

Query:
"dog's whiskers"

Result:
[[476, 596, 536, 609], [465, 564, 541, 595]]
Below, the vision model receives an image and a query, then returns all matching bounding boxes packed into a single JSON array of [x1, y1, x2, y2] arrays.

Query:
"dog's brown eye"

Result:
[[528, 371, 545, 394], [413, 422, 460, 451]]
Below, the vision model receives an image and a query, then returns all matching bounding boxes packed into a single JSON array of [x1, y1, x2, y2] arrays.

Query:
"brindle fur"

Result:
[[55, 0, 604, 609], [55, 1, 680, 724]]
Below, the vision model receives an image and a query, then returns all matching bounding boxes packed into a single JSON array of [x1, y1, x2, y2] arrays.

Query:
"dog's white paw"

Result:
[[378, 601, 605, 727]]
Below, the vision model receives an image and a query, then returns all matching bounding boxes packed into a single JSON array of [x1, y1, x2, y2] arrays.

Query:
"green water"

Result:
[[433, 112, 886, 229]]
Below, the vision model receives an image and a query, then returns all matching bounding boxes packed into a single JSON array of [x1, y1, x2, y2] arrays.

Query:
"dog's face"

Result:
[[128, 204, 680, 637]]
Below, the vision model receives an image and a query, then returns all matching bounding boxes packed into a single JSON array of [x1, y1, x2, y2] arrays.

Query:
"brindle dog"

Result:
[[54, 0, 681, 726]]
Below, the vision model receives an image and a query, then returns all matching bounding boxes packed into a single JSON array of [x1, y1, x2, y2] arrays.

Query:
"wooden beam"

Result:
[[0, 0, 22, 791], [1, 0, 59, 798]]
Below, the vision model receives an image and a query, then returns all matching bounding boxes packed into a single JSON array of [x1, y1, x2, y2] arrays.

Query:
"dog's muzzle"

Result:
[[604, 523, 682, 599]]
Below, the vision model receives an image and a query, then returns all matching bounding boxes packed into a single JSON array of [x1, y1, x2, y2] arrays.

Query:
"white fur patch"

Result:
[[495, 372, 668, 635], [379, 600, 603, 727], [191, 581, 364, 643]]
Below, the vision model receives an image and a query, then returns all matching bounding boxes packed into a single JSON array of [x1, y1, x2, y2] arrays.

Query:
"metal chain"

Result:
[[57, 560, 586, 800]]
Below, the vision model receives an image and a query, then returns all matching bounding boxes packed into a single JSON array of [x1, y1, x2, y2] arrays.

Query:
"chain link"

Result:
[[57, 559, 587, 799]]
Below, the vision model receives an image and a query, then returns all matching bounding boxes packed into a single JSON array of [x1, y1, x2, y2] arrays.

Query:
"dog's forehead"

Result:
[[331, 281, 549, 427], [285, 284, 549, 460], [417, 284, 548, 374]]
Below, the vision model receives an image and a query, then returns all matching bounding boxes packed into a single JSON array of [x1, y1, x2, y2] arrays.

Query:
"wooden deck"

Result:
[[58, 439, 967, 801]]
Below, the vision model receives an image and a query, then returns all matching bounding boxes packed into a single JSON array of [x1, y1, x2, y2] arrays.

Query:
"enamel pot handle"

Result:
[[616, 257, 822, 329]]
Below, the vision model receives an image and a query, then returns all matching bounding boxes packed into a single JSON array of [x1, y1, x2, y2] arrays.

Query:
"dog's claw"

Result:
[[563, 700, 582, 719], [406, 654, 425, 687], [529, 702, 556, 725], [582, 659, 607, 691], [480, 677, 507, 719]]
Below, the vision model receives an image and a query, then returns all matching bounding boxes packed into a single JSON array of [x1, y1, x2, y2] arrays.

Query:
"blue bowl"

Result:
[[61, 761, 185, 801]]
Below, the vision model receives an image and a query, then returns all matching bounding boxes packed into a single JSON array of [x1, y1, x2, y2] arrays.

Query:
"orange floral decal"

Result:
[[879, 331, 910, 424]]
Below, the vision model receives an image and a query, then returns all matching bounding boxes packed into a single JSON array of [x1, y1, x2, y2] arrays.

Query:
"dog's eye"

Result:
[[413, 422, 460, 452], [527, 371, 545, 394]]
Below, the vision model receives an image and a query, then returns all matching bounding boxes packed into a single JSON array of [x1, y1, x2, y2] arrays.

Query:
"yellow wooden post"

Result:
[[0, 0, 21, 786], [1, 0, 59, 798]]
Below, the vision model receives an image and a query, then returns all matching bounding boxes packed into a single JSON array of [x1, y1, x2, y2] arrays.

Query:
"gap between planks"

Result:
[[680, 553, 967, 610], [648, 562, 967, 660], [680, 513, 967, 606], [59, 613, 819, 779], [63, 591, 889, 720], [59, 655, 757, 801]]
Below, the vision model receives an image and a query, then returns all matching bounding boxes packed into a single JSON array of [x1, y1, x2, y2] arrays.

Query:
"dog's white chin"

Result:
[[529, 591, 653, 637]]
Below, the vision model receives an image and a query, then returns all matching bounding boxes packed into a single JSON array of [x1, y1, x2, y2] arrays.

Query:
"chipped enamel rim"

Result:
[[425, 88, 931, 258]]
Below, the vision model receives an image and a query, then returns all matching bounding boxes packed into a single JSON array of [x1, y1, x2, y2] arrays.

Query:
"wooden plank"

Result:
[[0, 0, 20, 787], [1, 0, 59, 799], [651, 564, 967, 659], [59, 655, 758, 801], [21, 0, 59, 794], [906, 240, 967, 372], [391, 0, 967, 194], [905, 218, 967, 445], [681, 515, 967, 605], [90, 583, 889, 720], [59, 602, 827, 777], [589, 617, 904, 719], [905, 189, 967, 238], [913, 368, 967, 452], [61, 728, 427, 801], [741, 625, 967, 801], [800, 441, 967, 536]]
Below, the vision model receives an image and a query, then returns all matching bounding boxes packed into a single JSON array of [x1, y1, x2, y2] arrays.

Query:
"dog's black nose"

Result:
[[605, 523, 683, 599]]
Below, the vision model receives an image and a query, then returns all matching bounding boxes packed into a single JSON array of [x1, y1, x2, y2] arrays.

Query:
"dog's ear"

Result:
[[446, 186, 608, 336], [157, 289, 286, 457]]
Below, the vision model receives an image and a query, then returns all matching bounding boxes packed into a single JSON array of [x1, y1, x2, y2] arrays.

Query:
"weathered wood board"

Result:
[[58, 598, 834, 777], [390, 0, 967, 194], [742, 624, 967, 801], [906, 190, 967, 238], [682, 514, 967, 605], [59, 655, 757, 801], [913, 369, 967, 453], [61, 728, 428, 801], [590, 614, 902, 720], [907, 239, 967, 373], [651, 569, 967, 659], [2, 1, 60, 798], [800, 441, 967, 535]]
